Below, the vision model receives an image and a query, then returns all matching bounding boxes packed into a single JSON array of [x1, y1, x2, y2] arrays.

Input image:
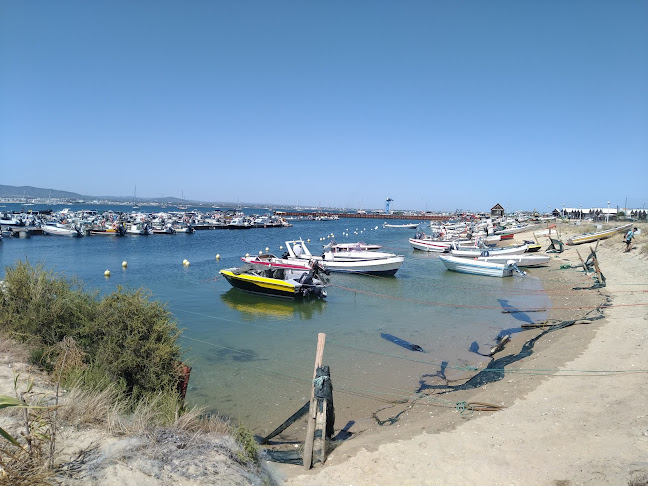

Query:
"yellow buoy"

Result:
[[183, 260, 190, 266], [245, 253, 250, 257], [259, 250, 263, 255], [307, 238, 310, 242], [265, 247, 269, 251], [279, 245, 283, 249], [104, 270, 111, 277], [122, 261, 128, 268], [215, 254, 220, 259]]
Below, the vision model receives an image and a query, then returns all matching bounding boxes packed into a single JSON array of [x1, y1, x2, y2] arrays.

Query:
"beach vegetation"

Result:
[[0, 261, 267, 483], [0, 260, 183, 407]]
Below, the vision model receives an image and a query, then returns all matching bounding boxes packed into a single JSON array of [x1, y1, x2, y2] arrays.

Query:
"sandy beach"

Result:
[[1, 222, 646, 485], [274, 223, 648, 485]]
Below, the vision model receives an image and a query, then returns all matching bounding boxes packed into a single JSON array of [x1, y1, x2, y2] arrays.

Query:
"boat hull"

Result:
[[409, 238, 451, 252], [478, 254, 550, 267], [439, 255, 513, 277], [566, 223, 632, 245], [220, 268, 327, 300]]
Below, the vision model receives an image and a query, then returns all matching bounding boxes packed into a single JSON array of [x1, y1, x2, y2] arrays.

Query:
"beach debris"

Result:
[[380, 333, 424, 352], [489, 335, 510, 356]]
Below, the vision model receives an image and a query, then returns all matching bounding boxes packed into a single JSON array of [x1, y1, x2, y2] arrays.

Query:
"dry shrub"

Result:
[[51, 337, 85, 379], [58, 384, 124, 426]]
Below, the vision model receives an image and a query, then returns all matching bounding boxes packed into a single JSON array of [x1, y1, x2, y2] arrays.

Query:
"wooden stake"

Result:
[[317, 398, 328, 464], [303, 333, 326, 470], [575, 249, 588, 274]]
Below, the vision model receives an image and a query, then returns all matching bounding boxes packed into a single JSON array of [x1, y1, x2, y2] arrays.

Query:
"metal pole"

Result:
[[606, 201, 610, 223]]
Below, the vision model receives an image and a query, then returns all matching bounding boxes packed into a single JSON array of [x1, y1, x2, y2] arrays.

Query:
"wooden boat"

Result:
[[220, 263, 328, 300], [566, 223, 632, 245], [285, 239, 404, 275], [439, 255, 525, 277]]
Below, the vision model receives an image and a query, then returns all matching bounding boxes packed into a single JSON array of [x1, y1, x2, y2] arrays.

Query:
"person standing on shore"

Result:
[[624, 227, 638, 252]]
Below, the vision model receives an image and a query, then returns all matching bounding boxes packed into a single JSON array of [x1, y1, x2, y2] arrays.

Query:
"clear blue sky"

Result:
[[2, 1, 647, 212]]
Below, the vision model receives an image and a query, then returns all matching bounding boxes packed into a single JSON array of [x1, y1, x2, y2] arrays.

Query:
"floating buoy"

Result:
[[183, 259, 190, 266], [265, 247, 269, 251], [122, 261, 127, 268], [104, 270, 111, 277], [259, 250, 263, 255], [245, 253, 250, 257], [279, 245, 283, 249], [215, 254, 220, 259], [307, 239, 310, 242]]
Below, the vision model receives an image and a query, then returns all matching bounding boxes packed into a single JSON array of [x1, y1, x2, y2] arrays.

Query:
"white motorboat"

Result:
[[325, 241, 382, 251], [476, 253, 550, 267], [439, 255, 525, 277], [126, 222, 153, 235], [450, 242, 529, 258], [383, 222, 420, 229], [409, 237, 452, 252], [285, 239, 405, 275], [41, 223, 84, 237]]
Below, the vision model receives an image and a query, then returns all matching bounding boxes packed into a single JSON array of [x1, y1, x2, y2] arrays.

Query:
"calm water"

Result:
[[0, 204, 549, 436]]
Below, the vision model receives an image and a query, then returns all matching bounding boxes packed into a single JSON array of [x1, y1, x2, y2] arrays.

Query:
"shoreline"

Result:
[[1, 222, 645, 484], [276, 223, 648, 485]]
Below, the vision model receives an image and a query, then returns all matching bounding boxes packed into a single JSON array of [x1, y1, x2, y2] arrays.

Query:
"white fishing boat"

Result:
[[126, 222, 152, 235], [566, 223, 633, 245], [285, 239, 405, 275], [450, 242, 529, 258], [383, 222, 419, 229], [326, 241, 382, 251], [439, 255, 525, 277], [41, 223, 84, 237], [409, 237, 452, 252], [476, 253, 551, 267]]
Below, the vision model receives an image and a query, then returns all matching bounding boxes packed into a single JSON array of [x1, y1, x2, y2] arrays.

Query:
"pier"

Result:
[[274, 211, 451, 221]]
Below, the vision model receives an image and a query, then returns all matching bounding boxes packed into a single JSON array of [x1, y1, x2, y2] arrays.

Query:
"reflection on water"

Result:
[[220, 289, 326, 320]]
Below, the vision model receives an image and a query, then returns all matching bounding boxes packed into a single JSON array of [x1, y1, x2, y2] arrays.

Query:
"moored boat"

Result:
[[450, 242, 529, 258], [285, 239, 405, 275], [383, 222, 420, 229], [476, 253, 550, 267], [220, 262, 328, 300], [439, 255, 526, 277], [41, 223, 84, 237]]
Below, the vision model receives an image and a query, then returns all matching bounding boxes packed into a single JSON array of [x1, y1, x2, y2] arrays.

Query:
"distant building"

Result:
[[490, 203, 504, 218]]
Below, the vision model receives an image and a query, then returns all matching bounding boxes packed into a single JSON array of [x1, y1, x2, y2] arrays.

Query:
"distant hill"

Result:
[[0, 185, 86, 200]]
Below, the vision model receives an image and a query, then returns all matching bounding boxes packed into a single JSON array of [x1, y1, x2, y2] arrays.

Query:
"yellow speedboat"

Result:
[[219, 264, 328, 300]]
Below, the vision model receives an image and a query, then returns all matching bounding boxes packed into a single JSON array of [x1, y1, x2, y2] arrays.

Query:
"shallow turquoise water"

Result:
[[0, 206, 549, 434]]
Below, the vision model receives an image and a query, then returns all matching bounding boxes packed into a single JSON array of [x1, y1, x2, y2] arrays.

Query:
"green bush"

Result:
[[0, 260, 183, 404]]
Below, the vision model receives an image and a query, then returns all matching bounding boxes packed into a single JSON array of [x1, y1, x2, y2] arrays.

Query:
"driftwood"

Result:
[[489, 335, 510, 356]]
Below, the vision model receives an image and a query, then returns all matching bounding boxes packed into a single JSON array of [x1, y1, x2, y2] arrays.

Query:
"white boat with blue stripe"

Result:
[[439, 255, 526, 278]]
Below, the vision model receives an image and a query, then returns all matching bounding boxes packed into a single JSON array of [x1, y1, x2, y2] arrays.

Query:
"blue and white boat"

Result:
[[439, 255, 525, 277]]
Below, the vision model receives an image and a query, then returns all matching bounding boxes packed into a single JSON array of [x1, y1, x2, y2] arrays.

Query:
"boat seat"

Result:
[[545, 238, 564, 253]]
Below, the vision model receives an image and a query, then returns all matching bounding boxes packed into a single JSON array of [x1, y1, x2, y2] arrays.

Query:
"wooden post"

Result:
[[303, 333, 326, 470], [318, 399, 328, 464], [575, 249, 588, 274]]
